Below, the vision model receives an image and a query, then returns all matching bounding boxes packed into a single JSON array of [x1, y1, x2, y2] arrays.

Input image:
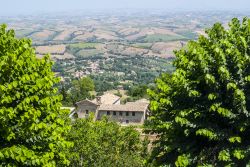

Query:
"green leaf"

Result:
[[233, 150, 244, 160], [0, 152, 4, 158], [175, 154, 190, 167], [196, 129, 218, 140], [208, 93, 217, 100], [218, 150, 231, 162], [228, 137, 241, 143]]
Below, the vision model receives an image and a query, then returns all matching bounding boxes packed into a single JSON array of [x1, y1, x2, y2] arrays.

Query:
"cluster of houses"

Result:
[[71, 93, 150, 125]]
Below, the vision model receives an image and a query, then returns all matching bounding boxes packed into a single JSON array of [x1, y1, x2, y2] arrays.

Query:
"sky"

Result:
[[1, 0, 250, 15]]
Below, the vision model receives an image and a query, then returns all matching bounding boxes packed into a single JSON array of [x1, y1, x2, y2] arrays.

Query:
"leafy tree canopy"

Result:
[[72, 77, 95, 94], [127, 84, 149, 99], [147, 18, 250, 166], [0, 24, 72, 166], [67, 114, 148, 167], [61, 77, 95, 106]]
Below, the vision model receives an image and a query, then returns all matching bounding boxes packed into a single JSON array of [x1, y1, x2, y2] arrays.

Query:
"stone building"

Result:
[[74, 93, 150, 125]]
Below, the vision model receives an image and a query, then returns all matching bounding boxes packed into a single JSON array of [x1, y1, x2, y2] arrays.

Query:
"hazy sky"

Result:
[[1, 0, 250, 15]]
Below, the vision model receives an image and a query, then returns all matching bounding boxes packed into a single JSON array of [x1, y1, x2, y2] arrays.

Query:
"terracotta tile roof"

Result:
[[98, 102, 149, 112], [76, 99, 99, 106], [91, 93, 120, 104]]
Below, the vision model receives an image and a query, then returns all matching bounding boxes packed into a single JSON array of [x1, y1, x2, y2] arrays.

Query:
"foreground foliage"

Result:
[[67, 115, 148, 167], [147, 18, 250, 166], [0, 25, 72, 166]]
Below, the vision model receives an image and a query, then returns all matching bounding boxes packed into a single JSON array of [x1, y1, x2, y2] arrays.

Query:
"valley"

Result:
[[1, 10, 248, 96]]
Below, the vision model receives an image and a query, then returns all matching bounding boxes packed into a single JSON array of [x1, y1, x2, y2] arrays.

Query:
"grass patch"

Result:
[[131, 43, 152, 49], [68, 42, 99, 49], [66, 42, 100, 55], [76, 49, 103, 58], [143, 34, 186, 42], [176, 31, 198, 40]]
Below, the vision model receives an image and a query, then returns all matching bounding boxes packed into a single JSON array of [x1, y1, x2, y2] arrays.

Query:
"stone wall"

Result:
[[76, 105, 98, 118], [97, 110, 145, 125]]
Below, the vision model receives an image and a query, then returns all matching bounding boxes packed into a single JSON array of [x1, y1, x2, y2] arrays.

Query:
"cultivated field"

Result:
[[29, 30, 56, 41], [35, 45, 66, 54], [9, 11, 217, 60], [53, 30, 75, 41]]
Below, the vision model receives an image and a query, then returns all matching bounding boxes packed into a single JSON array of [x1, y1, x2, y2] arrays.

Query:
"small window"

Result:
[[86, 110, 89, 114], [119, 112, 123, 116], [113, 111, 116, 116], [132, 112, 135, 116], [107, 111, 110, 115], [126, 120, 129, 124], [126, 112, 129, 116]]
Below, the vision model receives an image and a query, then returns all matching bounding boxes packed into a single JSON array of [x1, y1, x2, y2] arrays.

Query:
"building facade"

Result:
[[74, 93, 150, 125]]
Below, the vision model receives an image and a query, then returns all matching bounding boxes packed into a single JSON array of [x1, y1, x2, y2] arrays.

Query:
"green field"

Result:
[[176, 31, 198, 40], [76, 49, 103, 58], [143, 34, 186, 42], [67, 42, 100, 56], [68, 42, 99, 49], [131, 43, 152, 49]]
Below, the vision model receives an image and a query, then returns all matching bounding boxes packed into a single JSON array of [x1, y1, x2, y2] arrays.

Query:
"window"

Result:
[[119, 112, 123, 116], [126, 112, 129, 116], [132, 112, 135, 116], [107, 111, 110, 115], [86, 110, 89, 115], [113, 111, 116, 116]]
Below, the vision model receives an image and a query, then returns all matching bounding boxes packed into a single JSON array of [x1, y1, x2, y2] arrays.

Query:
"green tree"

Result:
[[60, 83, 68, 102], [69, 77, 95, 104], [58, 83, 73, 107], [147, 18, 250, 166], [0, 25, 72, 166], [127, 84, 149, 99], [67, 114, 148, 167]]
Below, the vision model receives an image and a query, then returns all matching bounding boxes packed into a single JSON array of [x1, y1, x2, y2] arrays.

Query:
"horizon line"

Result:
[[1, 8, 250, 17]]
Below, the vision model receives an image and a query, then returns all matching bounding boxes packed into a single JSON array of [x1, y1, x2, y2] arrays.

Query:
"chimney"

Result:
[[96, 96, 101, 104]]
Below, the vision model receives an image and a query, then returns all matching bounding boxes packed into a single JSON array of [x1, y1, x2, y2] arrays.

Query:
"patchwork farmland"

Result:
[[1, 10, 243, 92]]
